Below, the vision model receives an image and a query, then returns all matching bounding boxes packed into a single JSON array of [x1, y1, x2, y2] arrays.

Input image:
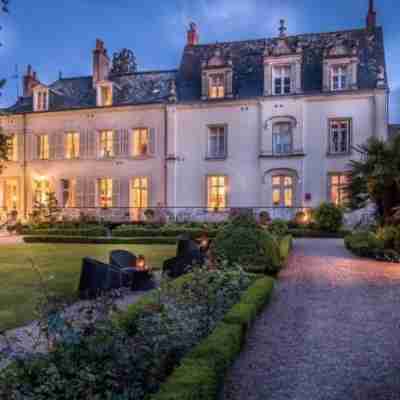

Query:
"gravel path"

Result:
[[222, 239, 400, 400]]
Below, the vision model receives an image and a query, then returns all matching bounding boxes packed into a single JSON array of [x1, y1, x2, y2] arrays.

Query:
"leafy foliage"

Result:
[[268, 219, 289, 237], [348, 136, 400, 220], [314, 202, 343, 232]]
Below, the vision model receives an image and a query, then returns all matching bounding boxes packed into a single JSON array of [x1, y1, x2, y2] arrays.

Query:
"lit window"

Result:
[[33, 179, 50, 205], [6, 134, 18, 161], [273, 66, 291, 95], [132, 128, 150, 157], [98, 178, 113, 208], [100, 85, 112, 106], [329, 174, 349, 206], [209, 73, 225, 99], [207, 175, 227, 211], [131, 177, 149, 209], [331, 65, 348, 91], [61, 179, 76, 208], [37, 135, 49, 160], [65, 132, 80, 159], [272, 123, 292, 154], [99, 130, 114, 158], [4, 179, 18, 211], [208, 126, 227, 159], [272, 175, 294, 207], [329, 119, 351, 154]]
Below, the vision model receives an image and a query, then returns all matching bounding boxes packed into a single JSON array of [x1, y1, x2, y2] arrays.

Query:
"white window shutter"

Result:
[[149, 128, 156, 155], [29, 134, 37, 161], [347, 65, 353, 89], [112, 179, 120, 208], [56, 132, 64, 159], [290, 64, 296, 93], [17, 134, 24, 162], [76, 177, 84, 208], [79, 130, 87, 159], [113, 130, 121, 157], [121, 129, 129, 156], [86, 131, 97, 159], [86, 178, 96, 208]]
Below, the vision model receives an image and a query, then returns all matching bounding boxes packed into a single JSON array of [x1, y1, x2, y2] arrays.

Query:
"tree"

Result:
[[348, 136, 400, 221]]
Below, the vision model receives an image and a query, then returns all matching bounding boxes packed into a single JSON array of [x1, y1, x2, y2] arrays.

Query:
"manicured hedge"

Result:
[[23, 236, 178, 245], [21, 227, 108, 237], [279, 235, 293, 264], [112, 227, 218, 239], [288, 228, 349, 238], [151, 277, 275, 400]]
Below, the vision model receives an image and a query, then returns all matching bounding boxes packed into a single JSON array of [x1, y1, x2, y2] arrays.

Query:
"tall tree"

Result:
[[348, 136, 400, 221]]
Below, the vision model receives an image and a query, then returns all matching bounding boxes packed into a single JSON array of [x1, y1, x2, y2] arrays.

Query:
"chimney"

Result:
[[366, 0, 377, 30], [93, 38, 110, 87], [23, 65, 40, 97], [187, 22, 199, 46]]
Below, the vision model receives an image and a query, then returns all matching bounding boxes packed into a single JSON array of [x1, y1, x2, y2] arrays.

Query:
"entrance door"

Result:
[[4, 179, 19, 212], [130, 177, 149, 221], [272, 175, 294, 207]]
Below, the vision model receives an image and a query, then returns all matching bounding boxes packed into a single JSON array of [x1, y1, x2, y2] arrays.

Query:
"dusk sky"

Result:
[[0, 0, 399, 122]]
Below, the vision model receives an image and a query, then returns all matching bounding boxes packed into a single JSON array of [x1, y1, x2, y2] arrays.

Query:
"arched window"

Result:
[[272, 122, 292, 154]]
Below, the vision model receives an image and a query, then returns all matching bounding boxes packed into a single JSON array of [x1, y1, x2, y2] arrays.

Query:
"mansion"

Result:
[[0, 2, 391, 221]]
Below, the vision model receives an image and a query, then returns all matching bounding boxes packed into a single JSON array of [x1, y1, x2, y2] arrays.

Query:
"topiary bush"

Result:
[[213, 215, 282, 274], [268, 219, 289, 237], [314, 203, 343, 232]]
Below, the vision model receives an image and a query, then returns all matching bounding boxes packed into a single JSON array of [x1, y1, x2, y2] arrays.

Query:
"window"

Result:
[[207, 175, 227, 211], [329, 119, 351, 154], [35, 90, 48, 111], [207, 126, 227, 159], [131, 177, 149, 209], [37, 135, 49, 160], [132, 128, 150, 157], [65, 132, 80, 159], [33, 179, 50, 205], [101, 86, 112, 106], [273, 66, 291, 95], [99, 130, 114, 158], [98, 178, 113, 208], [4, 179, 18, 211], [272, 123, 292, 154], [272, 175, 294, 207], [61, 179, 76, 208], [209, 73, 225, 99], [6, 134, 18, 161], [331, 65, 348, 91], [329, 173, 349, 206]]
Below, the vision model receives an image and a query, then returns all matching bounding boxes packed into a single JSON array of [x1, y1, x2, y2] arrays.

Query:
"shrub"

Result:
[[279, 235, 293, 264], [24, 236, 178, 245], [239, 277, 274, 313], [344, 231, 384, 257], [268, 219, 289, 237], [20, 226, 108, 237], [112, 226, 219, 239], [213, 216, 282, 274], [314, 203, 343, 232]]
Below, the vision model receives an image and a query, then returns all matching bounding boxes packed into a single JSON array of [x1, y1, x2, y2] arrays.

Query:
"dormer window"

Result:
[[273, 66, 291, 95], [209, 73, 225, 99], [331, 65, 349, 91], [96, 82, 113, 107], [33, 86, 49, 112], [201, 47, 233, 100]]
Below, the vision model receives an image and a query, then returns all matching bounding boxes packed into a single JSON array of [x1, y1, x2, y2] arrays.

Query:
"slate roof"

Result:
[[3, 27, 387, 114], [389, 124, 400, 139]]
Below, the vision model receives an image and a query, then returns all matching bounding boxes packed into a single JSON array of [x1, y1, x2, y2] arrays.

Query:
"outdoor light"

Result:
[[199, 234, 209, 249], [136, 255, 146, 271]]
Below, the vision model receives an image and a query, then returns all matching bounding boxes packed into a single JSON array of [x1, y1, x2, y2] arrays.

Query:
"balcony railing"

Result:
[[260, 148, 305, 158]]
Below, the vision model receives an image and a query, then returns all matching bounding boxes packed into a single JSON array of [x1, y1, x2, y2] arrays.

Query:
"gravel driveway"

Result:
[[222, 239, 400, 400]]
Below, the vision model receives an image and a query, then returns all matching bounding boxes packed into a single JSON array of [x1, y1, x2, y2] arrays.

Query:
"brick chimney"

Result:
[[93, 39, 110, 87], [23, 65, 40, 97], [187, 22, 199, 46], [366, 0, 377, 30]]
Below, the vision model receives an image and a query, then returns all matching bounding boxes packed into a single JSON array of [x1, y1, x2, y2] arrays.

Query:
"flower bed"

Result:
[[0, 268, 274, 400]]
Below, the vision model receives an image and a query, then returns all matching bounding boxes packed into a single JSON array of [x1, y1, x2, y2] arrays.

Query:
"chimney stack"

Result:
[[23, 65, 40, 97], [187, 22, 199, 46], [366, 0, 377, 31], [93, 38, 110, 87]]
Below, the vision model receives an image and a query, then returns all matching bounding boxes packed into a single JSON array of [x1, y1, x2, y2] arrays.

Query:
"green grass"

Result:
[[0, 243, 176, 331]]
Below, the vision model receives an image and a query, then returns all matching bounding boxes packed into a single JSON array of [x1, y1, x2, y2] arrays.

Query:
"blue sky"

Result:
[[0, 0, 399, 122]]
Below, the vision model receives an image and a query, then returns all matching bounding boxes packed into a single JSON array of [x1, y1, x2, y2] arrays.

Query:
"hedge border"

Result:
[[150, 276, 275, 400], [23, 236, 178, 245], [288, 229, 349, 238]]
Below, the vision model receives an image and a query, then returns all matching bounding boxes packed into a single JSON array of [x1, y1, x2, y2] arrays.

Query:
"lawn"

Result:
[[0, 243, 176, 331]]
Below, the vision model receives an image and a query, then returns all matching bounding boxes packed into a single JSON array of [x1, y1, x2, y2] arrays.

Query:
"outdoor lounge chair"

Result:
[[78, 257, 129, 299], [163, 235, 204, 278], [109, 249, 137, 286]]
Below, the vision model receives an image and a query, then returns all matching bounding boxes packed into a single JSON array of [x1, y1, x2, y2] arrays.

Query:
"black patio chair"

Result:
[[163, 235, 205, 278], [109, 250, 137, 286], [78, 257, 129, 299]]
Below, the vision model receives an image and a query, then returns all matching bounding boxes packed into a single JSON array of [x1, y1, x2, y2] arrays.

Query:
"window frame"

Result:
[[6, 134, 18, 162], [98, 178, 113, 208], [33, 179, 50, 205], [206, 125, 227, 160], [328, 172, 349, 206], [99, 130, 114, 158], [206, 175, 228, 212], [272, 122, 293, 154], [208, 73, 225, 99], [330, 65, 349, 91], [132, 128, 151, 157], [272, 65, 291, 95], [37, 134, 49, 160], [328, 118, 352, 155], [271, 175, 295, 207], [61, 178, 76, 208]]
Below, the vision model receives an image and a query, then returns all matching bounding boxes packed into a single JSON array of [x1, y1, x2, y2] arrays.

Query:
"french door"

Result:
[[272, 175, 294, 207], [130, 177, 149, 221]]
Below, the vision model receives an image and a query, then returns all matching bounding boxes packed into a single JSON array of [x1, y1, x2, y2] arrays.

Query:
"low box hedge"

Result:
[[279, 235, 293, 265], [112, 227, 219, 239], [288, 228, 349, 238], [21, 227, 108, 237], [151, 276, 275, 400], [23, 236, 178, 245]]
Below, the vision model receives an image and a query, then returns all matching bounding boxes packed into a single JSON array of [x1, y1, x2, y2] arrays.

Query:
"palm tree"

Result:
[[348, 135, 400, 221]]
